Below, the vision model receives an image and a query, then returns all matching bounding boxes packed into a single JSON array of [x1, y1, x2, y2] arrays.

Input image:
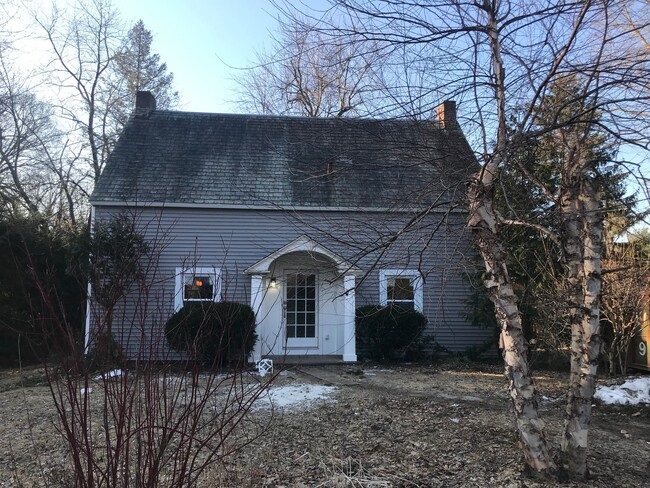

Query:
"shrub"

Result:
[[85, 213, 150, 309], [0, 216, 85, 366], [356, 304, 427, 361], [85, 330, 123, 371], [165, 301, 257, 365]]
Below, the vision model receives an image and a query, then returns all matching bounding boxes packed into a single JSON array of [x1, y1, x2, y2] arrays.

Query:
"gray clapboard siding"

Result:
[[91, 205, 493, 359]]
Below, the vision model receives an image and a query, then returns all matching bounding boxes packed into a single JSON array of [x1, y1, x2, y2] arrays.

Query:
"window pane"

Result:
[[388, 277, 414, 301], [297, 325, 306, 338], [184, 275, 213, 300], [286, 313, 295, 325], [306, 312, 315, 325], [306, 300, 315, 312], [297, 300, 305, 312], [287, 287, 296, 299], [287, 326, 295, 338], [296, 313, 305, 325], [287, 300, 295, 312], [306, 325, 315, 337]]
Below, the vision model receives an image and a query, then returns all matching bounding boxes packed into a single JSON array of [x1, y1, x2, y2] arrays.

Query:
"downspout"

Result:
[[84, 206, 96, 354]]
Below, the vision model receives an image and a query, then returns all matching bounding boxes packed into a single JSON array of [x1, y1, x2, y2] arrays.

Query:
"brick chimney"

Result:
[[134, 91, 156, 118], [436, 100, 457, 129]]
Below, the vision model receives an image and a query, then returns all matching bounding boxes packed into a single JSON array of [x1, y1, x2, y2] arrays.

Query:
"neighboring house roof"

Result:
[[91, 95, 477, 211]]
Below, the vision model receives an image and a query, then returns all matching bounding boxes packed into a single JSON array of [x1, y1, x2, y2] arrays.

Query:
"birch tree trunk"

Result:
[[464, 2, 555, 475], [558, 172, 587, 473], [561, 175, 603, 479], [468, 177, 556, 475]]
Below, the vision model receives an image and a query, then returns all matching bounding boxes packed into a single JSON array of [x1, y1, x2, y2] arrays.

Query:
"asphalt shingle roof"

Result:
[[91, 110, 477, 210]]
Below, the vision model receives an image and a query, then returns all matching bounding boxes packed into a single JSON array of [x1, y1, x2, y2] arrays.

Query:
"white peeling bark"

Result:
[[561, 176, 603, 479], [468, 176, 556, 475], [464, 3, 555, 476], [559, 176, 585, 424]]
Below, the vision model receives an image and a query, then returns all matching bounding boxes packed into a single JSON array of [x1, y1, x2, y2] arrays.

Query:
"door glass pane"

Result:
[[286, 273, 317, 340]]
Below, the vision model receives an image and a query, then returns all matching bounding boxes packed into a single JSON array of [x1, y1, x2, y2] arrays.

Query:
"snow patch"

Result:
[[93, 369, 123, 380], [362, 369, 394, 376], [253, 383, 338, 411], [595, 377, 650, 405]]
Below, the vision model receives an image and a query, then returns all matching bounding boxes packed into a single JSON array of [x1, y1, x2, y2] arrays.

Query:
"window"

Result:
[[174, 267, 220, 311], [379, 269, 423, 312]]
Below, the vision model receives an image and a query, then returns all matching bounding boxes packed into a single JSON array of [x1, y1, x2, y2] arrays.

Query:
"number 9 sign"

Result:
[[640, 342, 647, 357]]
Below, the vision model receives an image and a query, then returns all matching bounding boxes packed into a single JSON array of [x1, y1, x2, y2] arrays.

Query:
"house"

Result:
[[88, 91, 492, 363], [630, 294, 650, 371]]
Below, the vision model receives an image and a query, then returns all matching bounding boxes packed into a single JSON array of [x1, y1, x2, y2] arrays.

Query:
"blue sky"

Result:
[[113, 0, 280, 113]]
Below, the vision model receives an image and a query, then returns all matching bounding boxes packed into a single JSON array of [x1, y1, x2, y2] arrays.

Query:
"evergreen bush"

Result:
[[165, 301, 257, 365], [0, 216, 85, 366], [356, 304, 427, 361]]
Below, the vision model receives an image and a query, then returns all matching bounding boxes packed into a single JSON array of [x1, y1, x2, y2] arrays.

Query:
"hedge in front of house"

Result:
[[165, 301, 257, 366], [356, 304, 427, 361]]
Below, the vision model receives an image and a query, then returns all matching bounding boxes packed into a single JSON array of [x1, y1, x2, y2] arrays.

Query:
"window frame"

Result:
[[174, 266, 221, 311], [379, 269, 423, 312]]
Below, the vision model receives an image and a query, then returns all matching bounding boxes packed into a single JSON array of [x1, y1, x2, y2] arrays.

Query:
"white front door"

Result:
[[285, 272, 318, 348]]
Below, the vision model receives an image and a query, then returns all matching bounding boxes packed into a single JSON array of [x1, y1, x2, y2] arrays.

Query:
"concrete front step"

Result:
[[263, 355, 349, 365]]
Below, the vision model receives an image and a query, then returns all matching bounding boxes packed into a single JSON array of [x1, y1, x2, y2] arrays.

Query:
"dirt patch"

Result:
[[1, 364, 649, 487], [0, 365, 49, 393]]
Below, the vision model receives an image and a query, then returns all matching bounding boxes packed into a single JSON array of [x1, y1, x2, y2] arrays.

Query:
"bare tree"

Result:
[[601, 229, 650, 374], [35, 0, 123, 184], [235, 16, 383, 117], [36, 137, 89, 225], [0, 32, 67, 219], [31, 2, 179, 223], [269, 0, 650, 480]]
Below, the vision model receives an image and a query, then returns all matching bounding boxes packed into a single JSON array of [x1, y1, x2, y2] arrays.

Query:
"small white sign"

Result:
[[256, 358, 273, 377]]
